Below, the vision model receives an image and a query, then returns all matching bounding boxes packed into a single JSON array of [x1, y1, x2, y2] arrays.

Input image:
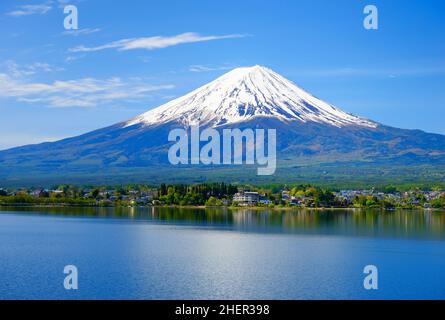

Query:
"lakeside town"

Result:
[[1, 183, 445, 209]]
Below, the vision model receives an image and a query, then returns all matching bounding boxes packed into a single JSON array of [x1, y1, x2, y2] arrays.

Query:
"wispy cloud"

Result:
[[7, 1, 53, 17], [63, 28, 102, 36], [65, 55, 86, 63], [57, 0, 83, 8], [189, 64, 235, 73], [4, 60, 64, 78], [0, 72, 174, 108], [138, 56, 151, 63], [70, 32, 247, 53]]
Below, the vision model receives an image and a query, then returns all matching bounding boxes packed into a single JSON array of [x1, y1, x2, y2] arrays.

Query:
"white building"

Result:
[[233, 192, 260, 206]]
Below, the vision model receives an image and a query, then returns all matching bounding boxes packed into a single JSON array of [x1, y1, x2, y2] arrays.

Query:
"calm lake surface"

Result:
[[1, 207, 445, 300]]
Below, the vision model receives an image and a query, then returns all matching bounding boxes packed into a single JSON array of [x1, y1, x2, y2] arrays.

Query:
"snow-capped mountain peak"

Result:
[[125, 65, 377, 128]]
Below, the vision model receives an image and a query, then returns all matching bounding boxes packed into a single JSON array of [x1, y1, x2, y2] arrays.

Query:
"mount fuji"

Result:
[[1, 65, 445, 186], [125, 65, 376, 128]]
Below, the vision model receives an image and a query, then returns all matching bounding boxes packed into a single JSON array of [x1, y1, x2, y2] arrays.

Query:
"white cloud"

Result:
[[7, 2, 53, 17], [4, 60, 64, 78], [189, 64, 234, 73], [63, 28, 102, 36], [70, 32, 247, 53], [0, 73, 174, 108], [139, 56, 151, 63], [57, 0, 85, 8], [65, 55, 83, 63]]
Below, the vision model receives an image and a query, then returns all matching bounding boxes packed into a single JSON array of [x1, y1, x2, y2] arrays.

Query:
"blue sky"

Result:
[[0, 0, 444, 150]]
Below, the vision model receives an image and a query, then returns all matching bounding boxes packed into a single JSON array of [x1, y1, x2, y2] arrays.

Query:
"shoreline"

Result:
[[0, 203, 444, 213]]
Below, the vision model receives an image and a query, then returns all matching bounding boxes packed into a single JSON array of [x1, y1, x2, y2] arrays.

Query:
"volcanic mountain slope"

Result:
[[0, 65, 444, 185]]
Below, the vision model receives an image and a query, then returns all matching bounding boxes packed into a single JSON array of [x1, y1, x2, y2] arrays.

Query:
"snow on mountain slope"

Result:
[[125, 65, 377, 129]]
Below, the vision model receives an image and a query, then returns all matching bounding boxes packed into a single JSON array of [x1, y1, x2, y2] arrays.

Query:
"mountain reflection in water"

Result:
[[2, 206, 444, 240]]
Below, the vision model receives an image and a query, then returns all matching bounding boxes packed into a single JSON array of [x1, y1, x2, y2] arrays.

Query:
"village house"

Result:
[[281, 190, 291, 201], [30, 189, 45, 197], [51, 190, 64, 196], [259, 194, 273, 205], [233, 191, 260, 206], [140, 190, 157, 200]]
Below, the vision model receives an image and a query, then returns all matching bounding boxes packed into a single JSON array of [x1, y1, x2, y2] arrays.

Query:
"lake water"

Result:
[[1, 207, 444, 300]]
